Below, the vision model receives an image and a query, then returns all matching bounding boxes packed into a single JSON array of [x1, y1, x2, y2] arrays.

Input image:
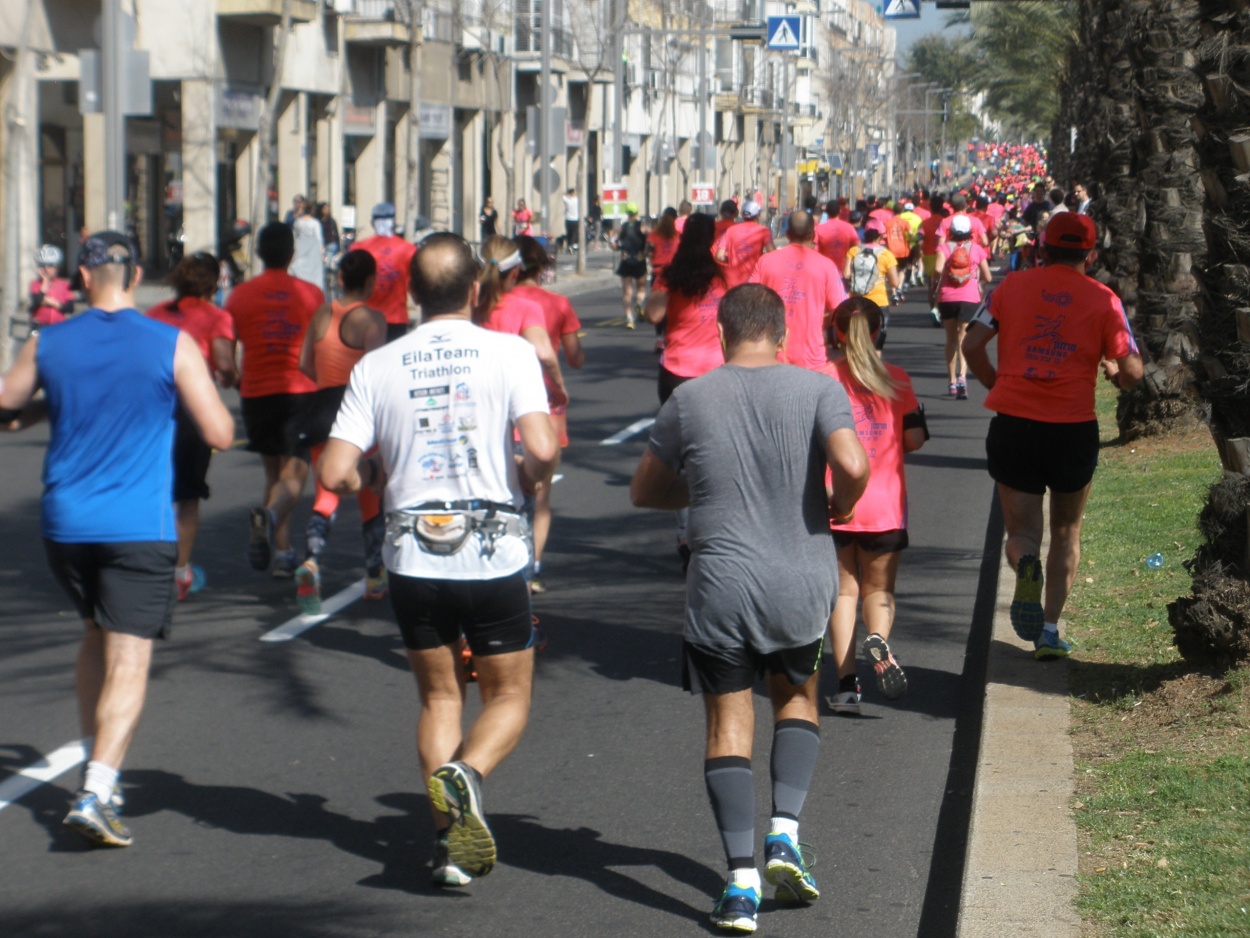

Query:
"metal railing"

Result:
[[712, 0, 757, 24], [513, 20, 574, 58], [354, 0, 395, 20]]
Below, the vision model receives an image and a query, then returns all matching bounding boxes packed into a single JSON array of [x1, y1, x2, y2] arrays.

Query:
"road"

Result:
[[0, 281, 1000, 938]]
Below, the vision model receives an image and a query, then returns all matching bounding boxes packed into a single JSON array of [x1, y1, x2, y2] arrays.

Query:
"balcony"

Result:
[[344, 0, 409, 45], [215, 0, 318, 26], [513, 21, 574, 60], [712, 0, 758, 26]]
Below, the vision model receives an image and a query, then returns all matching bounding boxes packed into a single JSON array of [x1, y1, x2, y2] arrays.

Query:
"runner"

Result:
[[318, 232, 559, 887], [919, 195, 948, 325], [821, 297, 927, 714], [227, 222, 324, 578], [748, 210, 848, 371], [630, 283, 869, 933], [351, 202, 417, 343], [884, 209, 916, 302], [962, 212, 1143, 660], [713, 199, 774, 289], [613, 203, 647, 329], [814, 200, 860, 276], [934, 214, 992, 400], [0, 231, 233, 847], [29, 244, 76, 329], [145, 252, 238, 600], [674, 199, 694, 234], [647, 208, 681, 353], [292, 249, 389, 614], [714, 200, 739, 241], [513, 235, 585, 594], [844, 229, 900, 349]]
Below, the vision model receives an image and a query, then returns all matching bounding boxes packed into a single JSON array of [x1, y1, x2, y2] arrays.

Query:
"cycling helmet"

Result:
[[35, 244, 63, 268]]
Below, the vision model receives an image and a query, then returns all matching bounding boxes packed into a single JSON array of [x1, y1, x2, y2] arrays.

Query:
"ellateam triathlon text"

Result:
[[402, 346, 479, 380]]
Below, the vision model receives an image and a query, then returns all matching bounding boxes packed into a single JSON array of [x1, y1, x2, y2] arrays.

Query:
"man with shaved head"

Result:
[[748, 210, 848, 370], [319, 232, 559, 889]]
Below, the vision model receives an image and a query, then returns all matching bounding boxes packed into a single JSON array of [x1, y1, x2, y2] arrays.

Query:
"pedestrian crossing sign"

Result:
[[766, 15, 801, 51], [883, 0, 920, 18]]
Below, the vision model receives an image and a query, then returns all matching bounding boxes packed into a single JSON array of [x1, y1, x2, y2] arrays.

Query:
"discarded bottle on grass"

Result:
[[1146, 552, 1165, 570]]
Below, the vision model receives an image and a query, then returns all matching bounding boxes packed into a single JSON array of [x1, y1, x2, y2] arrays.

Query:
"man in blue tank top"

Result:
[[0, 231, 234, 848]]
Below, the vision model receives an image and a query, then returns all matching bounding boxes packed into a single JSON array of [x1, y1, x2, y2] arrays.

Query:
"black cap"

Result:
[[80, 231, 136, 269]]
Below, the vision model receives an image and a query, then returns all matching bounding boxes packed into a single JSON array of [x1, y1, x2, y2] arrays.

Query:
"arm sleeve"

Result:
[[328, 360, 377, 452], [647, 395, 684, 472]]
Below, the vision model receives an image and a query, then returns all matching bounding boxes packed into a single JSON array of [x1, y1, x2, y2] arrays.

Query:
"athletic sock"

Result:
[[770, 719, 820, 821], [705, 756, 755, 871], [82, 761, 119, 803], [1043, 621, 1059, 635], [838, 673, 859, 692], [533, 561, 542, 575], [175, 565, 189, 580], [769, 816, 799, 840], [728, 866, 761, 889]]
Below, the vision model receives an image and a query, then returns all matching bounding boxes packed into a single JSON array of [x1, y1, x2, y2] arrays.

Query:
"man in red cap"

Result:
[[962, 212, 1142, 660]]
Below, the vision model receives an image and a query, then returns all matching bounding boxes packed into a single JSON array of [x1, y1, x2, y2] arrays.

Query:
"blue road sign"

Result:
[[883, 0, 921, 18], [766, 15, 801, 51]]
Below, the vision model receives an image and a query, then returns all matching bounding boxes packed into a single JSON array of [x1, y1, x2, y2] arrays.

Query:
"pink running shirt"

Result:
[[661, 280, 727, 378], [714, 222, 772, 288], [749, 244, 847, 371]]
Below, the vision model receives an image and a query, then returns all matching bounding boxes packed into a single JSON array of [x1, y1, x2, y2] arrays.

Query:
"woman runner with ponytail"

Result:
[[822, 297, 928, 714]]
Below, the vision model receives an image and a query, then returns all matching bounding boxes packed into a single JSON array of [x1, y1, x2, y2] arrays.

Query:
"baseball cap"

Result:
[[741, 200, 761, 219], [950, 215, 972, 236], [79, 231, 136, 269], [1043, 212, 1096, 250], [371, 201, 396, 219], [903, 202, 915, 211]]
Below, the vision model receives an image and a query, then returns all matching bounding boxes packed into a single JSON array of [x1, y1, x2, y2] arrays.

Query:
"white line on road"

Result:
[[600, 417, 655, 446], [0, 739, 88, 812], [260, 580, 367, 643]]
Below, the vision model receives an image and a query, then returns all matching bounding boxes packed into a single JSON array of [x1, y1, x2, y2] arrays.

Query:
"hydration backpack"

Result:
[[849, 247, 881, 296], [944, 242, 974, 286], [618, 220, 645, 260]]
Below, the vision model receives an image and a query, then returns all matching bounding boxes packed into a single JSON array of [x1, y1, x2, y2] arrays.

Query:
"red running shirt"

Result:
[[814, 218, 860, 273], [482, 290, 546, 337], [146, 296, 234, 363], [661, 279, 727, 379], [749, 244, 847, 372], [227, 269, 322, 398], [714, 222, 772, 288], [647, 232, 679, 280], [351, 235, 417, 326]]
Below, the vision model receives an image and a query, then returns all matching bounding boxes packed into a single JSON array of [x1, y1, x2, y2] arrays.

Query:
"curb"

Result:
[[957, 521, 1081, 937]]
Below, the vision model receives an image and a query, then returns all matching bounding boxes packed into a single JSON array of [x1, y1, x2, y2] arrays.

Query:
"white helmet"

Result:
[[35, 244, 64, 268]]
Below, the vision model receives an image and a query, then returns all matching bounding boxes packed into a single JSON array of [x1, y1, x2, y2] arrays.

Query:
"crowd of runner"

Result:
[[1, 138, 1142, 934]]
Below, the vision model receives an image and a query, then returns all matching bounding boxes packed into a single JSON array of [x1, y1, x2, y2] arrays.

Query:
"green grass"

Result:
[[1066, 384, 1250, 937]]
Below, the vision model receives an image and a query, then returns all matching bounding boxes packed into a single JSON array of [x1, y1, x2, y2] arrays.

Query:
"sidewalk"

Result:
[[958, 521, 1081, 937]]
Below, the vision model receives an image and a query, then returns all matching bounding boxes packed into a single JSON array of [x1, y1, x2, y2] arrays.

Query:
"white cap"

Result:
[[741, 200, 762, 219], [950, 214, 972, 236]]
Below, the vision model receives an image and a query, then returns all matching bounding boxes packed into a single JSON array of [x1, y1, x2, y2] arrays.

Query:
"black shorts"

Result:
[[45, 540, 178, 639], [172, 407, 213, 502], [938, 301, 980, 323], [241, 393, 311, 457], [658, 365, 693, 406], [296, 385, 348, 452], [682, 637, 823, 696], [389, 571, 534, 654], [617, 258, 647, 279], [385, 322, 410, 344], [986, 414, 1100, 495], [832, 528, 910, 553]]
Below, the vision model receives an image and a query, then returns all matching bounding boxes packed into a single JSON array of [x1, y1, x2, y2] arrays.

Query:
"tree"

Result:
[[250, 0, 295, 271], [566, 0, 617, 274], [395, 0, 425, 234], [455, 0, 513, 239]]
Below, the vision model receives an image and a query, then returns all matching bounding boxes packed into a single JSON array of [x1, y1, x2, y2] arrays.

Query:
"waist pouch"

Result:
[[387, 501, 527, 557]]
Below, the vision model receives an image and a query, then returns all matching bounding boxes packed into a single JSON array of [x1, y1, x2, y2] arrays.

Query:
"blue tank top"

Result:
[[37, 308, 180, 543]]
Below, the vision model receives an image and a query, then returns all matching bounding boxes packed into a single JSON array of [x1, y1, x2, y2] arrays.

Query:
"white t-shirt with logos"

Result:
[[329, 317, 549, 579]]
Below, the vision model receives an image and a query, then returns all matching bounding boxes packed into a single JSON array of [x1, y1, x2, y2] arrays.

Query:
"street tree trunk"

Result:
[[400, 0, 425, 232], [250, 0, 294, 272]]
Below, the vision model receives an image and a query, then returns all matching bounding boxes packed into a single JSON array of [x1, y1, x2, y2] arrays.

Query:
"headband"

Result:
[[491, 250, 524, 273]]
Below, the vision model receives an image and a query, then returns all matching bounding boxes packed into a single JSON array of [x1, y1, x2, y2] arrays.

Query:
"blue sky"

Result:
[[879, 1, 970, 57]]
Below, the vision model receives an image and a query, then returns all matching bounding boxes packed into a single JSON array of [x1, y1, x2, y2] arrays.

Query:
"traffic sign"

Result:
[[883, 0, 920, 18], [691, 182, 715, 206], [603, 183, 628, 219], [766, 15, 801, 51]]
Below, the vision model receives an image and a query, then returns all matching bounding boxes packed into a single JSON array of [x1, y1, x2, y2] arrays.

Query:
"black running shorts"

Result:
[[296, 385, 348, 452], [832, 528, 909, 554], [682, 637, 823, 696], [172, 406, 213, 502], [986, 414, 1100, 495], [389, 571, 534, 654], [241, 392, 311, 457], [938, 301, 980, 323], [658, 365, 692, 406], [45, 540, 178, 639]]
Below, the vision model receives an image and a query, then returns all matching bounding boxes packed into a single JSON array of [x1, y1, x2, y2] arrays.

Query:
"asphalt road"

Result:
[[0, 280, 1000, 938]]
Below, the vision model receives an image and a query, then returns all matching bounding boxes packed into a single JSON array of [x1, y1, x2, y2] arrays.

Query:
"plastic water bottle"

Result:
[[1146, 552, 1165, 570]]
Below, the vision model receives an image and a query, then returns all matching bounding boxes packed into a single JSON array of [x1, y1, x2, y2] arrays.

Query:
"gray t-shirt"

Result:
[[649, 363, 855, 653]]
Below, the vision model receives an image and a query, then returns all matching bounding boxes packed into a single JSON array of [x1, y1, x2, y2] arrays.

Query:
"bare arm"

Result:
[[978, 259, 992, 284], [0, 333, 41, 424], [962, 321, 997, 389], [643, 290, 668, 325], [299, 305, 330, 382], [1103, 352, 1144, 390], [318, 438, 372, 496], [630, 447, 690, 510], [210, 337, 238, 388], [521, 324, 569, 408], [516, 410, 559, 494], [902, 426, 927, 452], [825, 426, 869, 523], [174, 331, 235, 451], [560, 331, 585, 370]]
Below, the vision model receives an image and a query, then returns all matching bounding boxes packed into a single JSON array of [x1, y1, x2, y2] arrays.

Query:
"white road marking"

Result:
[[600, 417, 655, 446], [552, 474, 564, 483], [260, 580, 367, 643], [0, 739, 88, 812]]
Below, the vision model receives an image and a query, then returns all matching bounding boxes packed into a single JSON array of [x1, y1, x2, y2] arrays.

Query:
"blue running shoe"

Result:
[[1034, 631, 1072, 660], [710, 880, 761, 933], [1010, 554, 1045, 642], [765, 832, 820, 902], [63, 789, 132, 847], [427, 762, 496, 878]]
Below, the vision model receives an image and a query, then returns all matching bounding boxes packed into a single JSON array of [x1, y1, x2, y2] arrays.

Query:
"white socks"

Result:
[[83, 760, 118, 802], [770, 816, 800, 840], [1043, 621, 1059, 635]]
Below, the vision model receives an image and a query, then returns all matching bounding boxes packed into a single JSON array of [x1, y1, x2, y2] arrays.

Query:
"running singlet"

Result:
[[749, 245, 847, 371], [814, 217, 860, 272], [329, 318, 550, 580], [715, 222, 772, 288], [981, 265, 1138, 423], [146, 296, 234, 363], [662, 280, 727, 379], [647, 232, 679, 279], [823, 359, 918, 534], [351, 235, 417, 326], [482, 291, 546, 337], [936, 241, 989, 304], [313, 300, 371, 389], [37, 309, 179, 543], [227, 268, 322, 398]]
